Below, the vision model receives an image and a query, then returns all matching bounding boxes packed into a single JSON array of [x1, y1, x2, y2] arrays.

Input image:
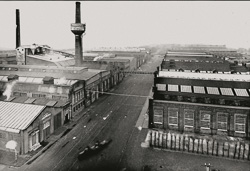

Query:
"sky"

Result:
[[0, 1, 250, 50]]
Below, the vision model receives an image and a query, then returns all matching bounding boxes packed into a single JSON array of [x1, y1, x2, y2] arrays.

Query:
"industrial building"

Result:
[[0, 101, 58, 154], [149, 69, 250, 139]]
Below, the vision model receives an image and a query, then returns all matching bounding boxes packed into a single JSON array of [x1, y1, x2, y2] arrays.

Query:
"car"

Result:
[[78, 138, 112, 161], [77, 146, 92, 160]]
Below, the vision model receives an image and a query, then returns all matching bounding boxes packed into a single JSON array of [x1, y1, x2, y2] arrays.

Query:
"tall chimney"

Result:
[[71, 2, 86, 66], [16, 9, 21, 49]]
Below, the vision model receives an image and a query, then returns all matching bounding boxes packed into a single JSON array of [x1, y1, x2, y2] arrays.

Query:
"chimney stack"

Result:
[[16, 9, 21, 49], [71, 2, 86, 67]]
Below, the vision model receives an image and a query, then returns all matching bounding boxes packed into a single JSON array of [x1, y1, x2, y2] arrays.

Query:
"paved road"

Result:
[[17, 55, 162, 171]]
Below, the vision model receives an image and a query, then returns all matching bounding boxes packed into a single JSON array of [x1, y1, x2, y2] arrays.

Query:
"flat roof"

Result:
[[0, 101, 45, 133], [7, 96, 68, 108], [167, 51, 207, 55], [27, 52, 74, 62], [158, 71, 250, 82], [0, 64, 88, 71], [166, 54, 213, 58], [0, 70, 98, 81], [115, 56, 135, 61], [0, 75, 78, 86]]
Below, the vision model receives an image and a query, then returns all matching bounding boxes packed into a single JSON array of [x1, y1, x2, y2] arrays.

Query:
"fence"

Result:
[[147, 130, 250, 161]]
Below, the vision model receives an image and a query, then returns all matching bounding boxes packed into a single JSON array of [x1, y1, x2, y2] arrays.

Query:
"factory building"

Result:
[[0, 50, 17, 65], [149, 69, 250, 140], [0, 64, 111, 117], [162, 51, 232, 72], [88, 47, 150, 69], [0, 101, 57, 154]]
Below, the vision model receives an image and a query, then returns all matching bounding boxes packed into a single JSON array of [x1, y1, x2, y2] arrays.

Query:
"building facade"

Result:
[[149, 69, 250, 139]]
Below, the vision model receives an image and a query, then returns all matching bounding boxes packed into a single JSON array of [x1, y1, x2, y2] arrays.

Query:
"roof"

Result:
[[115, 56, 135, 62], [0, 64, 87, 72], [0, 101, 45, 133], [6, 96, 68, 108], [0, 75, 78, 86], [158, 71, 250, 82], [100, 58, 130, 63], [27, 53, 74, 62], [163, 84, 249, 98], [0, 70, 98, 81]]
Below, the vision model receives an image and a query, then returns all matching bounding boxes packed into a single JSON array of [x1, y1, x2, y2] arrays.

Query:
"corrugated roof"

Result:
[[234, 89, 249, 97], [168, 84, 179, 92], [180, 85, 192, 93], [207, 87, 220, 95], [220, 88, 234, 96], [0, 101, 45, 132], [193, 86, 205, 94]]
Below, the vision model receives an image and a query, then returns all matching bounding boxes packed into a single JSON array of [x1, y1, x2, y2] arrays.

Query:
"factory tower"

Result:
[[71, 2, 86, 66]]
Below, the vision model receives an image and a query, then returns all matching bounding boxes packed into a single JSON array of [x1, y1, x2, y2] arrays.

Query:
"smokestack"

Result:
[[71, 2, 86, 67], [75, 2, 81, 23], [16, 9, 21, 48]]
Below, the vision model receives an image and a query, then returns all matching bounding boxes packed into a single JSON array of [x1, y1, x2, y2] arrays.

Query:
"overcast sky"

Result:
[[1, 1, 250, 50]]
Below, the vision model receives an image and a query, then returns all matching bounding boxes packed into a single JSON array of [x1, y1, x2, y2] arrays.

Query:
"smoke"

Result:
[[3, 81, 17, 100], [56, 77, 68, 85], [93, 56, 104, 61]]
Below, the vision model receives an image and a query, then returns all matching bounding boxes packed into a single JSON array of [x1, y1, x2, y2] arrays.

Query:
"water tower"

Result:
[[71, 2, 86, 66]]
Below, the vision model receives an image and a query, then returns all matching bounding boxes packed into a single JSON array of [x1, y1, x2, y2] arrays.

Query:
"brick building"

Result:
[[149, 69, 250, 140]]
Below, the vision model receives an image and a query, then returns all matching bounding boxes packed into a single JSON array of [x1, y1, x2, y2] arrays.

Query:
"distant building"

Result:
[[149, 69, 250, 140], [162, 50, 248, 72], [0, 50, 17, 65]]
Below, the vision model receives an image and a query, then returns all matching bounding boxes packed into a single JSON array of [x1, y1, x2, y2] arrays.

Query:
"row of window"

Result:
[[156, 84, 249, 97], [73, 101, 85, 113], [153, 108, 246, 133], [73, 89, 84, 104]]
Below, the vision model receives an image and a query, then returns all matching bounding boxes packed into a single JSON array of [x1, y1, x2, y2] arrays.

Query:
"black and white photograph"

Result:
[[0, 1, 250, 171]]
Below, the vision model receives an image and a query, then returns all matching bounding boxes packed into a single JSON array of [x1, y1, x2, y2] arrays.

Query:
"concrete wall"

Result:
[[0, 130, 21, 153], [147, 130, 250, 161]]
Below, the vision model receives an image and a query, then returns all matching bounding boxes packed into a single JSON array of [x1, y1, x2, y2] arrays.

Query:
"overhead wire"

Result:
[[87, 90, 151, 98]]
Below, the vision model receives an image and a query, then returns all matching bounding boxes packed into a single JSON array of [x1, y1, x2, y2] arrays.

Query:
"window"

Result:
[[29, 130, 39, 149], [20, 93, 27, 97], [32, 133, 36, 145], [235, 114, 246, 133], [43, 121, 50, 130], [184, 109, 194, 127], [52, 95, 61, 100], [168, 108, 178, 126], [0, 132, 6, 139], [200, 111, 211, 129], [217, 112, 228, 131], [153, 107, 163, 124], [156, 84, 166, 91]]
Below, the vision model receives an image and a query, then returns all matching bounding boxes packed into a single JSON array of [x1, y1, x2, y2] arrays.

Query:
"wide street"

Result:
[[16, 54, 162, 171]]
